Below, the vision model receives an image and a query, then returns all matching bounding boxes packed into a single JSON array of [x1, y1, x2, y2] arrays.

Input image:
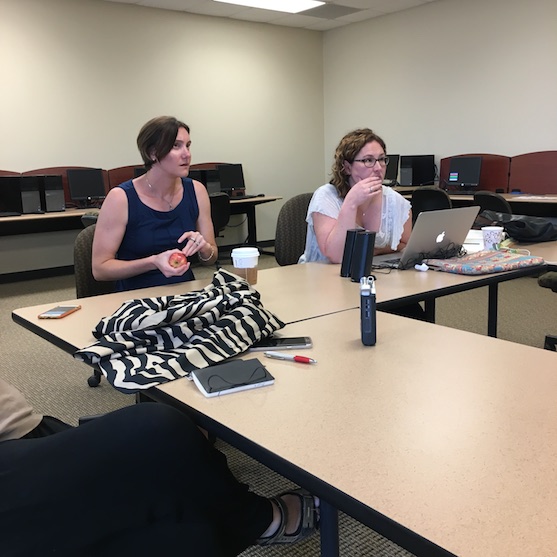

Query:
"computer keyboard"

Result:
[[0, 211, 22, 217], [232, 194, 265, 200]]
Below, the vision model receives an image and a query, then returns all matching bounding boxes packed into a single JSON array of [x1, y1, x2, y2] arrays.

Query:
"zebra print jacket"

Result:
[[74, 269, 285, 393]]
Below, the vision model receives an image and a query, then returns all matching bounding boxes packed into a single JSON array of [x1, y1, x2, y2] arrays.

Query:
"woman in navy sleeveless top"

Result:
[[92, 117, 218, 291]]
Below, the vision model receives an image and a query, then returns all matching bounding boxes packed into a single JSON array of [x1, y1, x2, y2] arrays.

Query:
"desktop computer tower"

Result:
[[20, 176, 43, 214], [0, 176, 24, 214], [399, 159, 413, 186], [39, 174, 65, 212]]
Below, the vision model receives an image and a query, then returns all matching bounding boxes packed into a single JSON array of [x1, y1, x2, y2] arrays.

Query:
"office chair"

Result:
[[473, 190, 513, 214], [209, 192, 231, 238], [410, 187, 452, 224], [274, 193, 313, 266], [80, 212, 99, 228], [74, 224, 117, 387]]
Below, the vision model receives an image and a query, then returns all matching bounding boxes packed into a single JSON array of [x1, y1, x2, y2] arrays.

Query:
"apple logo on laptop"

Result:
[[436, 231, 446, 243]]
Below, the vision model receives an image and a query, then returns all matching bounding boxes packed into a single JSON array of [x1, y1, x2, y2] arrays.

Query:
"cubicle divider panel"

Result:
[[22, 167, 109, 207], [439, 154, 511, 192], [509, 151, 557, 195], [107, 165, 144, 189], [190, 162, 227, 170]]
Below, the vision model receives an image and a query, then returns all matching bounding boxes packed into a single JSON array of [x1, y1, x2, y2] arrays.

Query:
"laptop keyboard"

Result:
[[0, 211, 22, 217], [374, 257, 401, 269]]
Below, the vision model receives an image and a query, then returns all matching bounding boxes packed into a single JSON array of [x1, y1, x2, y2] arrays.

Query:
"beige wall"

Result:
[[1, 0, 556, 244], [0, 0, 324, 243], [323, 0, 557, 171]]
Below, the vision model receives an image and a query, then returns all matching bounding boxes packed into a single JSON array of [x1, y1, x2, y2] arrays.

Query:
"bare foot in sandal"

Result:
[[258, 488, 319, 545]]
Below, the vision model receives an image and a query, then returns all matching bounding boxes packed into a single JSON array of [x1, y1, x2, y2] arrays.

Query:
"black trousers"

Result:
[[0, 403, 272, 557]]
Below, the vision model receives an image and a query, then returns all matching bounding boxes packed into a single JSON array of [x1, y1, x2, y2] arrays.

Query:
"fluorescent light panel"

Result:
[[213, 0, 325, 14]]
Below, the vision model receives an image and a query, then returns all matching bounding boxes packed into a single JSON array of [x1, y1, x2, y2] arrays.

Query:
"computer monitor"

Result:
[[399, 155, 435, 186], [217, 164, 245, 194], [205, 169, 221, 195], [384, 154, 400, 183], [447, 156, 482, 191], [188, 169, 203, 183], [66, 168, 106, 207]]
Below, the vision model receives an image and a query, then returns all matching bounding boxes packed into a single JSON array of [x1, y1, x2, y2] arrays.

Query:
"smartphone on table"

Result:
[[38, 305, 82, 319], [250, 336, 312, 351]]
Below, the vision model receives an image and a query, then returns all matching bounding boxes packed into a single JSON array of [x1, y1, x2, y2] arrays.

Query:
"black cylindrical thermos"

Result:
[[350, 231, 376, 282], [340, 229, 360, 277]]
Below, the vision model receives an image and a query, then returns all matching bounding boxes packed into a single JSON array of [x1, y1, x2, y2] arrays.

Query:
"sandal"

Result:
[[257, 488, 319, 546]]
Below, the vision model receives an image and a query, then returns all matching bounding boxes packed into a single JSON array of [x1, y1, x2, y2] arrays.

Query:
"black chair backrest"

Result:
[[74, 224, 117, 298], [410, 187, 452, 224], [274, 193, 313, 266], [209, 192, 231, 237], [473, 190, 512, 214], [81, 212, 98, 228]]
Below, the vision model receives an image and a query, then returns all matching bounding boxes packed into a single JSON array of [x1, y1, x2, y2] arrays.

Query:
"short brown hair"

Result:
[[330, 128, 386, 198], [137, 116, 190, 170]]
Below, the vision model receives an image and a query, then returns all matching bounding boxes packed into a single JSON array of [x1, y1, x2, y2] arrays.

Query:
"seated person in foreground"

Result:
[[0, 376, 319, 556], [92, 115, 218, 291], [299, 127, 412, 264]]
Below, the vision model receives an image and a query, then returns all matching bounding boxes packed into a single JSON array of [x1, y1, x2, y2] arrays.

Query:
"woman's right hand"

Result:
[[346, 175, 383, 208], [154, 249, 191, 278]]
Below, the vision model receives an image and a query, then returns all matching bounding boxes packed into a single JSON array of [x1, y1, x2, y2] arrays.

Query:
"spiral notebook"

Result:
[[191, 358, 274, 398]]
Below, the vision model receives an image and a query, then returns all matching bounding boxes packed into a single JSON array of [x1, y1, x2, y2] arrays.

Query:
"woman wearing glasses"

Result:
[[299, 128, 411, 263]]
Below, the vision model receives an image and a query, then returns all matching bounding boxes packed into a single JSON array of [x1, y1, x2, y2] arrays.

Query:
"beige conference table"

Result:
[[151, 309, 557, 557], [11, 260, 547, 353], [11, 268, 557, 556], [508, 240, 557, 267]]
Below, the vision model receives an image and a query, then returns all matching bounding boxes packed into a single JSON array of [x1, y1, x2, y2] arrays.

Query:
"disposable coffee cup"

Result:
[[481, 226, 504, 250], [231, 247, 260, 285]]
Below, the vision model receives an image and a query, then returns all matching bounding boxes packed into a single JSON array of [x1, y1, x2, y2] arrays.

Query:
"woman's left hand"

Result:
[[179, 231, 208, 257]]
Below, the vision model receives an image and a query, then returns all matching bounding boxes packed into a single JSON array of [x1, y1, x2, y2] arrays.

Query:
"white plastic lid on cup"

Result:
[[231, 247, 260, 268]]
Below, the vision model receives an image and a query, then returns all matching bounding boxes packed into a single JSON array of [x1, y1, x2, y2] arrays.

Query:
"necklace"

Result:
[[146, 174, 174, 210]]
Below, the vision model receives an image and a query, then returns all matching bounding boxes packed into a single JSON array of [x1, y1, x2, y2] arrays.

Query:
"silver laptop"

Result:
[[373, 205, 480, 270]]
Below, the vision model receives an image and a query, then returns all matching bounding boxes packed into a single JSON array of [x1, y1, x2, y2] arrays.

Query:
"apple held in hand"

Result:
[[168, 252, 188, 268]]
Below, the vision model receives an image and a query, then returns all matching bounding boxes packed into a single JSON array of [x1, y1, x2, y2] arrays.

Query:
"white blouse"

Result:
[[299, 184, 411, 263]]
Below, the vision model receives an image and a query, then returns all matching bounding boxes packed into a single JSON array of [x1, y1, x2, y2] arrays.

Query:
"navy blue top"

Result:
[[115, 178, 198, 291]]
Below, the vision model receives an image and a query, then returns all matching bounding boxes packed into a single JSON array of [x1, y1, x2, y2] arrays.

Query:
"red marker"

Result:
[[264, 351, 317, 365]]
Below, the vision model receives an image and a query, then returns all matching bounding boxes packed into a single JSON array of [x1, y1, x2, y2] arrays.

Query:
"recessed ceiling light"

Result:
[[213, 0, 325, 14]]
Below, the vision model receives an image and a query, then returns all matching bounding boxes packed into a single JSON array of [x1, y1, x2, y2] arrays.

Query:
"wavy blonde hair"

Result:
[[330, 128, 386, 198]]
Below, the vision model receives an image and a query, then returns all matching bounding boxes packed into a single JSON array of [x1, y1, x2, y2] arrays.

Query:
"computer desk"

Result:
[[394, 187, 557, 218], [0, 197, 281, 276], [151, 309, 557, 557], [229, 195, 281, 246]]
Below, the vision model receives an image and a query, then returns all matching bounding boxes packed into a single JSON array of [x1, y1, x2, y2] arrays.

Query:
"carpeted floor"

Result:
[[2, 256, 556, 556]]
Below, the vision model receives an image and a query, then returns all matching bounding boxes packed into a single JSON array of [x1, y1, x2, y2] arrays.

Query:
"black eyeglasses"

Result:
[[352, 156, 390, 168]]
